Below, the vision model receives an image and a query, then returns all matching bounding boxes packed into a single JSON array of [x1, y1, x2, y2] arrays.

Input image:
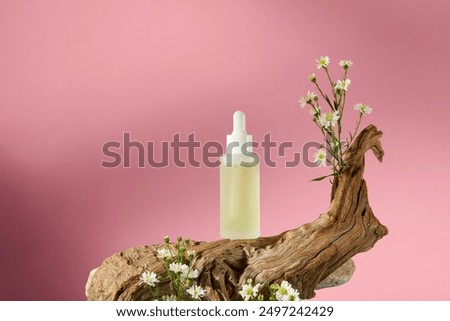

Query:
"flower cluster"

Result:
[[142, 237, 302, 301], [238, 279, 301, 301], [298, 56, 373, 180], [239, 279, 262, 301], [271, 281, 300, 301], [140, 236, 205, 301]]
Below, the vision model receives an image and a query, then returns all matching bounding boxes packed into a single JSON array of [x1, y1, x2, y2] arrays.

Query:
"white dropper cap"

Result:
[[226, 111, 253, 154]]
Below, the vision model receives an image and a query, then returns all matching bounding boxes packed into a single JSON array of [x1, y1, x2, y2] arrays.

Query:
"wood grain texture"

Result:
[[86, 125, 388, 301]]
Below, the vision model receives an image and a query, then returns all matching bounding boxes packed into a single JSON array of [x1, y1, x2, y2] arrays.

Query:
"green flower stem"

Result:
[[340, 91, 346, 113], [351, 114, 363, 144], [324, 68, 336, 100], [176, 239, 182, 262], [323, 128, 341, 173], [314, 82, 334, 109], [325, 145, 339, 173], [331, 128, 344, 171], [176, 273, 183, 300], [324, 67, 334, 88], [313, 119, 326, 138], [148, 284, 159, 300], [337, 119, 343, 170], [316, 126, 339, 172]]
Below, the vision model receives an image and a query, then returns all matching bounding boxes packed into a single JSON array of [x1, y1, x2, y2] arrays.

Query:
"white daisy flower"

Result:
[[318, 111, 340, 128], [298, 96, 308, 108], [298, 91, 317, 108], [140, 271, 159, 287], [275, 280, 294, 301], [239, 283, 261, 301], [157, 248, 174, 259], [181, 264, 189, 274], [187, 285, 206, 300], [187, 250, 196, 258], [339, 59, 353, 69], [334, 79, 351, 91], [353, 103, 373, 115], [188, 269, 200, 279], [308, 91, 318, 101], [169, 262, 187, 274], [181, 266, 200, 281], [316, 56, 330, 69], [308, 73, 317, 82], [287, 287, 300, 301], [313, 149, 327, 167]]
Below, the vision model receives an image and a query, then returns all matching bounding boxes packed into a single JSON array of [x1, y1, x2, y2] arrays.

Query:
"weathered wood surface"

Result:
[[86, 125, 387, 301]]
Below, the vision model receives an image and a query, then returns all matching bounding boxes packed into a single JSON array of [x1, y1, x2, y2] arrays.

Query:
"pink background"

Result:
[[1, 0, 449, 300]]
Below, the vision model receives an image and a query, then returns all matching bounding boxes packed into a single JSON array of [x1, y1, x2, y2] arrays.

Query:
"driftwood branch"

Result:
[[86, 124, 388, 301]]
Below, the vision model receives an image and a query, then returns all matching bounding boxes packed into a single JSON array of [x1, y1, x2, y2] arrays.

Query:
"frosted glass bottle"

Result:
[[220, 155, 260, 239], [220, 111, 260, 240]]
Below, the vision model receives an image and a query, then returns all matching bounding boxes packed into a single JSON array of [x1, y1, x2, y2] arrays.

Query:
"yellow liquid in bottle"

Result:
[[220, 155, 260, 239]]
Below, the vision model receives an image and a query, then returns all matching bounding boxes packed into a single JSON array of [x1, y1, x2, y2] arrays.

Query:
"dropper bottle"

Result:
[[220, 111, 260, 239]]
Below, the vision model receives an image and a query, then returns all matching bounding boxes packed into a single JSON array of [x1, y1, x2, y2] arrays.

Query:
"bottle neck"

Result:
[[221, 153, 259, 167]]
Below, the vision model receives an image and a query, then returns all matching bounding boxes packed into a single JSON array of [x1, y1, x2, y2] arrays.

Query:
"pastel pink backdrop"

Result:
[[1, 0, 449, 300]]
